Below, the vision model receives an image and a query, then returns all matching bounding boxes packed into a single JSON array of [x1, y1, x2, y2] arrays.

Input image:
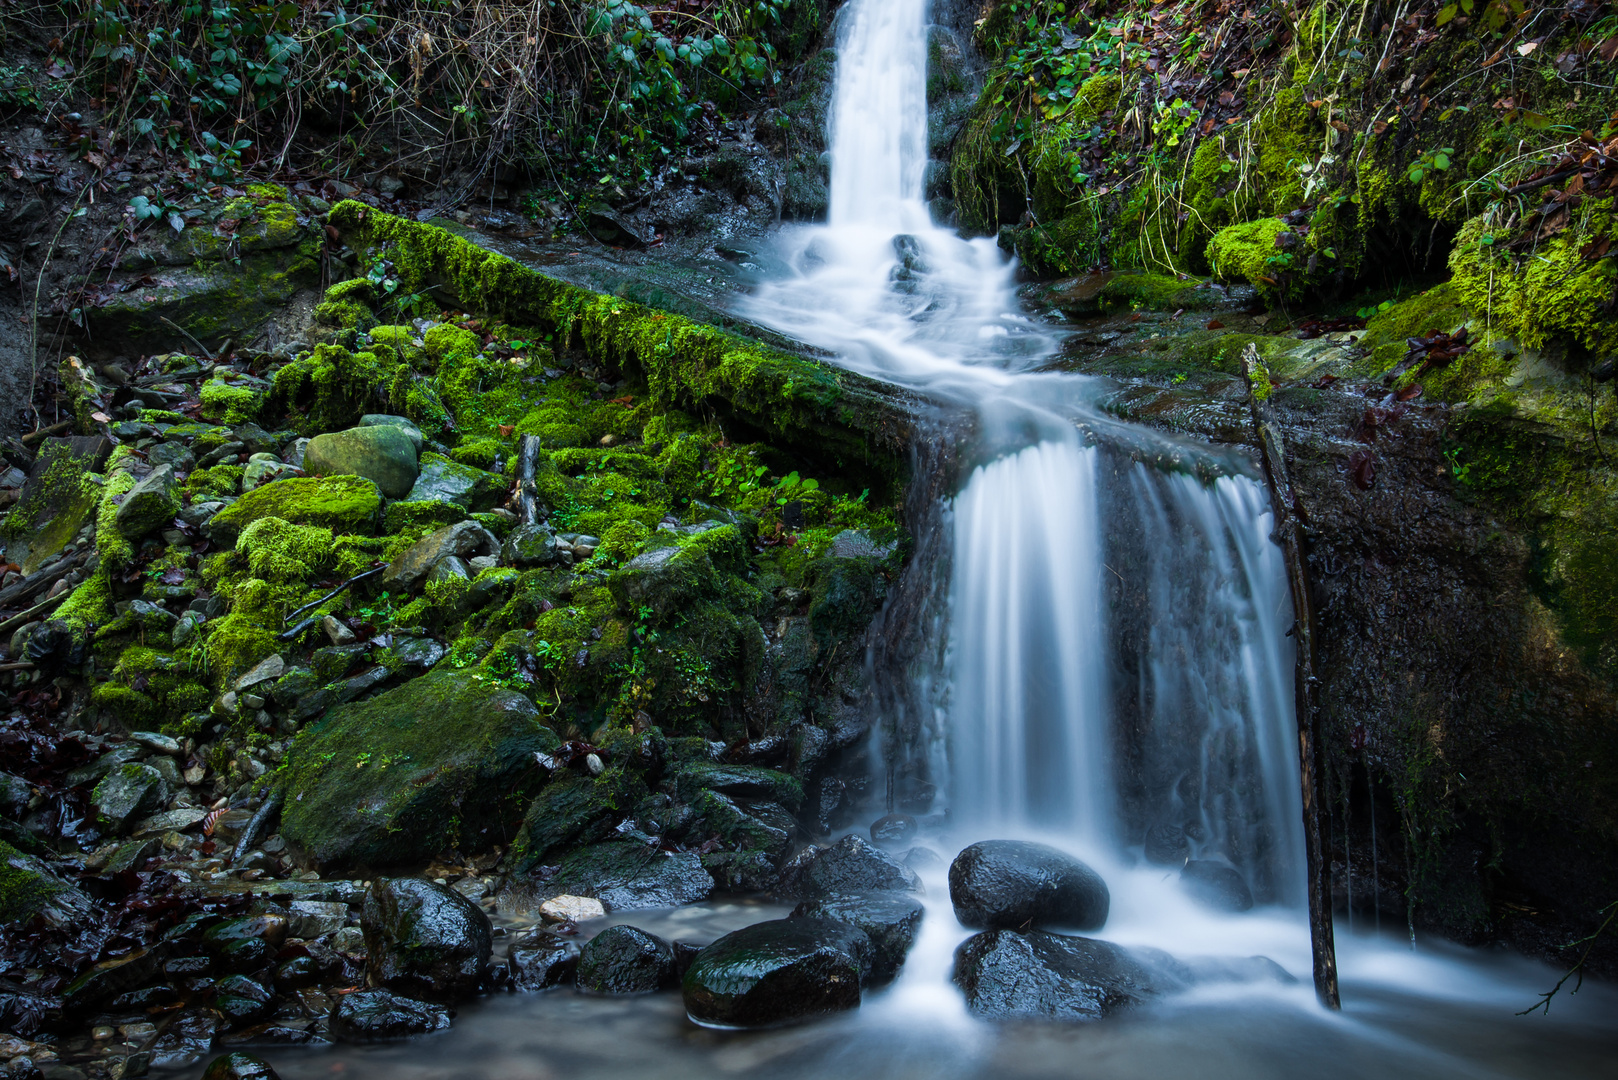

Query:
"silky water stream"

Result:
[[196, 0, 1618, 1075]]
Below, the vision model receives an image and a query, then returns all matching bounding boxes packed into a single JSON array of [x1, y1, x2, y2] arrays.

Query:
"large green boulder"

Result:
[[607, 545, 720, 613], [303, 426, 420, 499], [406, 452, 506, 511], [279, 669, 558, 869], [0, 435, 106, 573], [206, 475, 384, 543]]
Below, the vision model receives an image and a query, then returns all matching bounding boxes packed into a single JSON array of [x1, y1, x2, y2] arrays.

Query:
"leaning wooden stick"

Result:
[[1242, 342, 1341, 1009]]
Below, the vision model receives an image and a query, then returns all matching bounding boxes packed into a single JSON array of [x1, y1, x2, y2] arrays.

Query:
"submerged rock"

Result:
[[363, 878, 493, 1001], [683, 917, 871, 1029], [790, 891, 924, 983], [279, 669, 557, 868], [575, 925, 679, 995], [303, 425, 420, 499], [201, 1052, 281, 1080], [1180, 861, 1254, 912], [779, 835, 922, 899], [948, 840, 1109, 931], [330, 989, 451, 1041], [952, 929, 1163, 1021]]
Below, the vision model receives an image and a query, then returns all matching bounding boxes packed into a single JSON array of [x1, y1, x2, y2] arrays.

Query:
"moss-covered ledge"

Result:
[[327, 201, 916, 490]]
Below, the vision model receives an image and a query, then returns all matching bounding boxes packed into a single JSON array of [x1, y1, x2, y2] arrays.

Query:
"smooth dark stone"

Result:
[[683, 917, 871, 1029], [790, 891, 924, 984], [330, 990, 451, 1042], [363, 878, 493, 1002], [778, 834, 922, 899], [211, 975, 274, 1026], [869, 813, 917, 847], [948, 840, 1109, 931], [575, 925, 679, 995], [509, 936, 581, 991], [953, 929, 1164, 1021], [1180, 861, 1255, 912]]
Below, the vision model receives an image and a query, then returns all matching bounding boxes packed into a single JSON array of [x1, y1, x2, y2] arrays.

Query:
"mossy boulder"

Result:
[[1205, 218, 1291, 294], [303, 426, 420, 500], [279, 668, 559, 870], [608, 545, 721, 613], [406, 453, 507, 511], [0, 436, 106, 574], [207, 475, 384, 544], [91, 763, 169, 834], [0, 839, 65, 924], [508, 767, 646, 873]]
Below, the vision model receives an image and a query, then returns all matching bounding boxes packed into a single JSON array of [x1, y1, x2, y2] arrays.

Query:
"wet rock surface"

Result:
[[330, 990, 452, 1042], [779, 835, 922, 899], [789, 891, 924, 983], [1180, 861, 1255, 913], [952, 929, 1165, 1021], [948, 841, 1110, 931], [683, 917, 872, 1029], [575, 925, 679, 995], [362, 878, 493, 1002]]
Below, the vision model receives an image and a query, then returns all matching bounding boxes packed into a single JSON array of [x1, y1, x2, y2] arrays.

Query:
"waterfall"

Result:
[[741, 0, 1303, 912]]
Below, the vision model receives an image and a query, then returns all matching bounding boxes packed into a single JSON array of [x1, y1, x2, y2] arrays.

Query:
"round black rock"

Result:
[[363, 878, 493, 1001], [330, 989, 452, 1042], [575, 925, 679, 995], [869, 813, 917, 848], [1180, 861, 1254, 912], [790, 891, 924, 984], [948, 840, 1109, 931], [683, 917, 871, 1029], [201, 1052, 280, 1080]]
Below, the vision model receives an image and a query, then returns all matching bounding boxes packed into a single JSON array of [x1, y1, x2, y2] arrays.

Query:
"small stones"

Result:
[[538, 894, 606, 924], [321, 615, 356, 646]]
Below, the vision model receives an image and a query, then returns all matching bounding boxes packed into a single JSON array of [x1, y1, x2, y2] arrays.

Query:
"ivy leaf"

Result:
[[1408, 166, 1425, 183], [1436, 3, 1458, 25]]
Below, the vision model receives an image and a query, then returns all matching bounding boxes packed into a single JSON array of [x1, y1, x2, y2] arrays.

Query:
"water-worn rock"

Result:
[[683, 917, 871, 1029], [114, 464, 180, 538], [280, 668, 558, 868], [948, 841, 1109, 931], [407, 453, 506, 511], [1180, 861, 1254, 912], [790, 892, 924, 984], [509, 936, 582, 991], [869, 813, 917, 847], [501, 523, 560, 568], [539, 894, 606, 923], [778, 835, 922, 898], [201, 1051, 281, 1080], [363, 878, 493, 1001], [212, 975, 274, 1025], [952, 929, 1163, 1021], [329, 989, 451, 1041], [359, 414, 423, 451], [575, 925, 679, 995], [383, 521, 500, 590], [303, 425, 419, 499], [544, 843, 713, 911], [91, 764, 169, 833]]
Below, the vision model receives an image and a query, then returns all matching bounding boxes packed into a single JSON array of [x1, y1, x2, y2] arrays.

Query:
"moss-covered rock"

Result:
[[303, 426, 421, 500], [406, 453, 507, 511], [279, 668, 558, 869], [0, 436, 104, 574], [207, 475, 384, 543], [508, 767, 645, 873], [0, 839, 63, 924]]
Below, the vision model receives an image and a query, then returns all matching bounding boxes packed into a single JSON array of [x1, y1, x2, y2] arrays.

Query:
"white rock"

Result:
[[234, 654, 285, 691], [538, 894, 605, 923], [322, 614, 356, 645]]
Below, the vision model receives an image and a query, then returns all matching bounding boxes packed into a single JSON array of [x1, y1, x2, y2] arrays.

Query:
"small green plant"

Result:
[[128, 194, 187, 234], [1407, 146, 1455, 185], [771, 470, 818, 505], [1443, 446, 1471, 483], [0, 65, 40, 110]]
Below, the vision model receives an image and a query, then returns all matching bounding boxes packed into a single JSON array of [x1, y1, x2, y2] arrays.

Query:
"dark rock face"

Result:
[[952, 929, 1163, 1021], [683, 918, 871, 1029], [790, 891, 924, 983], [948, 841, 1109, 931], [869, 813, 917, 847], [575, 925, 679, 995], [330, 989, 452, 1042], [280, 669, 557, 869], [544, 843, 713, 911], [201, 1052, 281, 1080], [1180, 861, 1254, 912], [362, 878, 493, 1001], [779, 835, 922, 898], [509, 936, 582, 991]]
